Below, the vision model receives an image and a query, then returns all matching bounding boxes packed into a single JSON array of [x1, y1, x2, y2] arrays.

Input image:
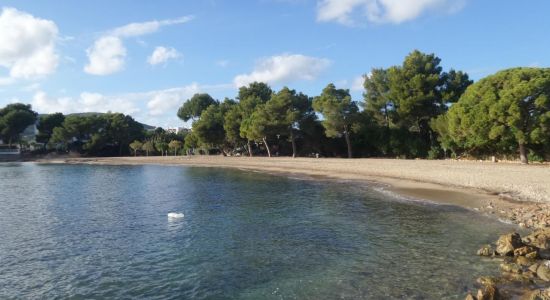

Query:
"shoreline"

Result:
[[34, 156, 550, 228]]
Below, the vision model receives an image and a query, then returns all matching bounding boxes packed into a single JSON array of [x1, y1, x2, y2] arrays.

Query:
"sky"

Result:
[[0, 0, 549, 128]]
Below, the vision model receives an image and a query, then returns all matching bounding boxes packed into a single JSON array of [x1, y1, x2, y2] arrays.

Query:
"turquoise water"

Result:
[[0, 163, 515, 299]]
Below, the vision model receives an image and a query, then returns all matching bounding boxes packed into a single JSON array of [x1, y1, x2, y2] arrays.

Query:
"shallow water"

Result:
[[0, 163, 515, 299]]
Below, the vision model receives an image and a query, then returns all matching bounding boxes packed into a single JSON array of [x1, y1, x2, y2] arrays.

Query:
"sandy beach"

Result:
[[37, 156, 550, 228]]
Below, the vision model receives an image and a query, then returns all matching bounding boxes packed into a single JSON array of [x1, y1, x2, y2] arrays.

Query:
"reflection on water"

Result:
[[0, 163, 516, 299]]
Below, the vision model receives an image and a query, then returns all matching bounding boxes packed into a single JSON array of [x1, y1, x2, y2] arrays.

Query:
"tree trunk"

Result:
[[263, 137, 272, 157], [344, 130, 352, 159], [290, 129, 297, 158], [519, 143, 528, 164], [247, 140, 253, 157]]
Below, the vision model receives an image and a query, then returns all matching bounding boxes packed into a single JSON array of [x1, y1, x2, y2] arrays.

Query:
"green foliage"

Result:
[[363, 69, 393, 128], [141, 141, 155, 156], [240, 104, 271, 142], [223, 105, 244, 145], [447, 68, 550, 162], [430, 114, 456, 156], [313, 83, 359, 158], [177, 93, 218, 122], [184, 131, 199, 153], [362, 50, 472, 158], [36, 113, 65, 144], [48, 113, 144, 156], [192, 104, 226, 148], [0, 103, 38, 145], [528, 150, 545, 163], [168, 140, 183, 155], [129, 140, 143, 156]]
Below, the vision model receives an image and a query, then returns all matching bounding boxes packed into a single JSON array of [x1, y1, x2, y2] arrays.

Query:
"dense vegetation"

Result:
[[2, 50, 549, 163]]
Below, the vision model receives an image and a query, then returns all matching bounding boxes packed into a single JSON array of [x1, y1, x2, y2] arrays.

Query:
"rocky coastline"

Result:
[[467, 228, 550, 299]]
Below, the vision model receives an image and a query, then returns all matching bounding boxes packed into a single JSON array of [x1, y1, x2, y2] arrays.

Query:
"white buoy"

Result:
[[167, 212, 184, 219]]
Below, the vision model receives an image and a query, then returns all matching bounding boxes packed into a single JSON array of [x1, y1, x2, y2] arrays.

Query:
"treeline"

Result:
[[2, 50, 549, 163], [177, 50, 468, 159], [0, 107, 184, 157], [42, 114, 188, 157], [177, 50, 550, 163]]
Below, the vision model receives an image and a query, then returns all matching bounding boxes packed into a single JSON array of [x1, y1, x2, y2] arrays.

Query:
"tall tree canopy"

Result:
[[264, 87, 313, 157], [237, 82, 273, 156], [386, 50, 471, 132], [240, 104, 274, 157], [0, 103, 38, 146], [447, 68, 550, 163], [313, 84, 359, 158], [50, 113, 144, 156], [177, 93, 218, 122], [36, 113, 65, 144], [363, 50, 472, 157], [193, 104, 226, 151]]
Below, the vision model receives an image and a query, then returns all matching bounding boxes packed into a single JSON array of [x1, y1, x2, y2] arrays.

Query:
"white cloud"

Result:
[[109, 16, 193, 38], [84, 16, 193, 75], [0, 77, 16, 86], [0, 7, 59, 80], [317, 0, 465, 25], [234, 54, 331, 88], [146, 84, 200, 116], [84, 36, 126, 75], [32, 90, 140, 115], [28, 82, 234, 127], [147, 46, 181, 66], [351, 75, 365, 91]]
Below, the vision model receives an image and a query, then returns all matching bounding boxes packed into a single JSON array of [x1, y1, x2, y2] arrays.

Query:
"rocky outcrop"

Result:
[[466, 232, 550, 299], [496, 232, 523, 256], [523, 229, 550, 250], [478, 244, 496, 256]]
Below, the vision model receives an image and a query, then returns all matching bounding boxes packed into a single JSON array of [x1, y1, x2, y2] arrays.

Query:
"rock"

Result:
[[524, 288, 550, 300], [536, 261, 550, 281], [523, 229, 550, 250], [477, 276, 498, 287], [516, 256, 536, 267], [529, 263, 540, 273], [476, 284, 500, 300], [526, 251, 539, 259], [465, 293, 476, 300], [500, 262, 522, 274], [540, 249, 550, 260], [478, 244, 496, 256], [496, 232, 524, 256], [515, 246, 539, 257]]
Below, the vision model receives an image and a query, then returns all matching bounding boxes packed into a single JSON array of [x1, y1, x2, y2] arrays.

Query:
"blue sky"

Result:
[[0, 0, 549, 128]]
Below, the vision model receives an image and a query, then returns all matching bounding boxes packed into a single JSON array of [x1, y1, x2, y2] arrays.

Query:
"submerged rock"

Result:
[[496, 232, 524, 256], [478, 244, 496, 256], [500, 262, 523, 274], [465, 293, 476, 300]]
